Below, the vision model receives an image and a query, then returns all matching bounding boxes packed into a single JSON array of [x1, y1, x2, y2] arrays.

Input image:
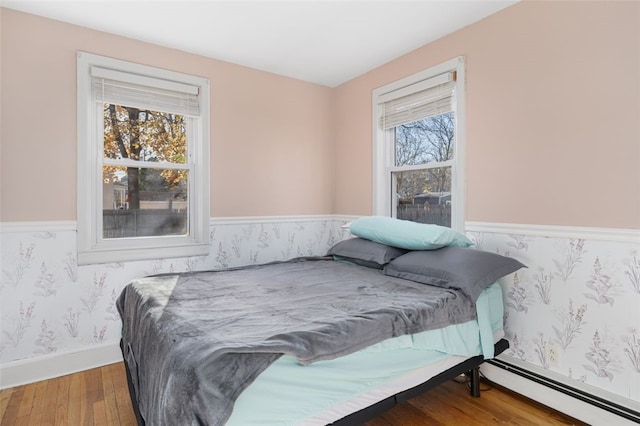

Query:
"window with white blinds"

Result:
[[77, 52, 210, 265], [372, 57, 466, 231], [91, 66, 201, 117], [380, 72, 455, 130]]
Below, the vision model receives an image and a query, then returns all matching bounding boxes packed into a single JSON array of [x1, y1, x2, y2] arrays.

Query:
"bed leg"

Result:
[[469, 367, 480, 397]]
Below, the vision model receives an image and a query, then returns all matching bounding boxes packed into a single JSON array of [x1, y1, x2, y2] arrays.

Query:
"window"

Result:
[[77, 52, 210, 264], [372, 57, 465, 231]]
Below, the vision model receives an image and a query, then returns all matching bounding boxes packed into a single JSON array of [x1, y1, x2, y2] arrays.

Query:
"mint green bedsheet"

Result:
[[227, 282, 504, 425]]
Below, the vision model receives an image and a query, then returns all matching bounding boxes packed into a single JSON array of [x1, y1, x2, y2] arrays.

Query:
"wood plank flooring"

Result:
[[1, 362, 586, 425], [1, 363, 136, 426]]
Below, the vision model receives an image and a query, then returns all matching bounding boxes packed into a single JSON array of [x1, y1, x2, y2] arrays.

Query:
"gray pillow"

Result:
[[328, 238, 408, 269], [384, 247, 526, 301]]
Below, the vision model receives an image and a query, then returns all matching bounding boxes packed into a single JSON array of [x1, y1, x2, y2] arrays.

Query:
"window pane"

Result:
[[102, 166, 188, 238], [394, 111, 454, 167], [103, 103, 187, 164], [394, 167, 451, 227]]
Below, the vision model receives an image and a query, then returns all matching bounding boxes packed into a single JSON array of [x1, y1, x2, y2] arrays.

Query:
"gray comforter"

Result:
[[117, 258, 477, 425]]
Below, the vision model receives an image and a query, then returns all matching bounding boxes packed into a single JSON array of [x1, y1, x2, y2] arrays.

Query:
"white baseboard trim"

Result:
[[480, 363, 638, 426], [0, 341, 123, 390]]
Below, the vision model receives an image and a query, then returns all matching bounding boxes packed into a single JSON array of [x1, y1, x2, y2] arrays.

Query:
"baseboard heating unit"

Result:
[[482, 358, 640, 425]]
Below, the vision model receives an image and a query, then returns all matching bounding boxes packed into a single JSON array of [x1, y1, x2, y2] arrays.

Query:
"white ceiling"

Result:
[[2, 0, 517, 87]]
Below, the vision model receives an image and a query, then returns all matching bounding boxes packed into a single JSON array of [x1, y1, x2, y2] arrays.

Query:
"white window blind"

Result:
[[91, 66, 200, 117], [381, 72, 455, 130]]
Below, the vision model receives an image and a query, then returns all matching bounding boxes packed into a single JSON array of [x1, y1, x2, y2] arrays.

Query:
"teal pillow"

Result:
[[349, 216, 472, 250]]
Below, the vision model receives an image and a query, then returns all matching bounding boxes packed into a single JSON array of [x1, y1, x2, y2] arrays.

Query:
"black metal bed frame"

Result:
[[122, 338, 509, 425]]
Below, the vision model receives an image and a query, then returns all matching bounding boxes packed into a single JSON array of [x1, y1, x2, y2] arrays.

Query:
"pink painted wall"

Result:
[[2, 2, 639, 229], [333, 1, 640, 229], [0, 8, 334, 221]]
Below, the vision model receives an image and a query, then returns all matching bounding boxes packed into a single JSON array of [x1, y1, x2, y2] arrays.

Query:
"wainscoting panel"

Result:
[[467, 223, 640, 420], [0, 216, 351, 388], [4, 215, 638, 420]]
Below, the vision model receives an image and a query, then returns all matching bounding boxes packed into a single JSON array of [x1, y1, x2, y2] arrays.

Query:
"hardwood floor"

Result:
[[363, 377, 587, 426], [1, 362, 586, 425], [0, 363, 135, 426]]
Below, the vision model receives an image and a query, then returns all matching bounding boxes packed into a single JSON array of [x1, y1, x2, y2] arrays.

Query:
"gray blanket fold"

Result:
[[117, 258, 477, 425]]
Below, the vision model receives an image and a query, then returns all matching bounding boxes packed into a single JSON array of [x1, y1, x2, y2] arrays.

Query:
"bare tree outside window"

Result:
[[394, 112, 454, 226]]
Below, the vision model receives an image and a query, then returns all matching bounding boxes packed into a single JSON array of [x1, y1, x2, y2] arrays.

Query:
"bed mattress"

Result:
[[228, 281, 504, 425]]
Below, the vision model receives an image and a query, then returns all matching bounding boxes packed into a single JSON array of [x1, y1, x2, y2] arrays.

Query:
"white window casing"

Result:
[[77, 52, 210, 265], [372, 56, 466, 231]]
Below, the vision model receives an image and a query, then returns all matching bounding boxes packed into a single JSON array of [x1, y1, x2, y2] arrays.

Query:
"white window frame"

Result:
[[77, 52, 210, 265], [372, 56, 466, 231]]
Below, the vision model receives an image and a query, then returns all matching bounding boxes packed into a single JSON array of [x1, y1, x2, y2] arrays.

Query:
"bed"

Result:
[[117, 218, 524, 425]]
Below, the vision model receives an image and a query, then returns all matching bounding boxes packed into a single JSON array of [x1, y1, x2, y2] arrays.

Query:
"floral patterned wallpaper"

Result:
[[0, 218, 350, 365], [1, 218, 638, 407], [469, 230, 640, 403]]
